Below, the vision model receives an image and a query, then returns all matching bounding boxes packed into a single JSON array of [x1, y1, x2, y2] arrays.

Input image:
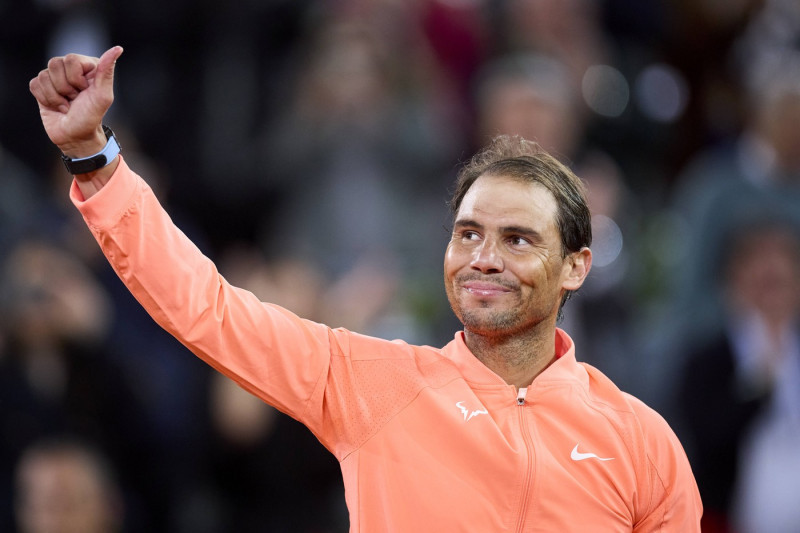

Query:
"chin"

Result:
[[460, 310, 522, 334]]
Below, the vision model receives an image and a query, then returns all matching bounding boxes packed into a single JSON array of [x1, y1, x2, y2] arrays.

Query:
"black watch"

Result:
[[61, 125, 121, 174]]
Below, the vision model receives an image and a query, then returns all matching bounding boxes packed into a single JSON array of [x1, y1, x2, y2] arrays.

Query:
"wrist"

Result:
[[61, 125, 121, 175], [74, 156, 120, 200], [58, 126, 108, 159]]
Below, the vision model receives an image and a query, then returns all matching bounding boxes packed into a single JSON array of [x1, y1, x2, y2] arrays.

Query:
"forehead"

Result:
[[457, 174, 558, 227]]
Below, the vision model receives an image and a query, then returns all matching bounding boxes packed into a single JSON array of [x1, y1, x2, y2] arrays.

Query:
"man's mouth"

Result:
[[461, 280, 514, 297]]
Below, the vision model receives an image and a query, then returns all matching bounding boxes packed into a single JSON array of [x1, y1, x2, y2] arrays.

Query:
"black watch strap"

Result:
[[61, 125, 121, 175]]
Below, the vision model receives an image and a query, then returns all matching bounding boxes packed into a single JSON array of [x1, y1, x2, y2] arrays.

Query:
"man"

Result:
[[677, 217, 800, 533], [15, 438, 123, 533], [30, 47, 702, 531]]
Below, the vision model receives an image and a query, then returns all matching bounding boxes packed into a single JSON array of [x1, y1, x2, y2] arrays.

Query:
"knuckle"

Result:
[[63, 54, 83, 70]]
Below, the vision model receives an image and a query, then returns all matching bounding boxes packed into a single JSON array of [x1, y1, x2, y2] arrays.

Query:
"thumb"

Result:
[[94, 46, 123, 90]]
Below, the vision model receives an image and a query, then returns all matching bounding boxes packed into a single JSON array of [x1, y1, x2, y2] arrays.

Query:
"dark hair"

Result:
[[449, 134, 592, 315]]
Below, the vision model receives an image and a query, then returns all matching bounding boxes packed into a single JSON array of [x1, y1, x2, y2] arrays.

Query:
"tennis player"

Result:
[[30, 47, 702, 532]]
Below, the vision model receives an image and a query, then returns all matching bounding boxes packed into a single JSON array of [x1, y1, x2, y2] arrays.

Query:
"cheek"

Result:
[[443, 243, 463, 278], [515, 258, 561, 294]]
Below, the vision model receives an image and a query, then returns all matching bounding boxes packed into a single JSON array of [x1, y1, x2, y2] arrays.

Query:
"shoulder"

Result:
[[579, 363, 690, 473], [325, 328, 459, 391], [570, 362, 702, 527], [328, 328, 446, 366], [587, 363, 684, 445], [605, 380, 698, 507], [620, 392, 703, 528], [622, 391, 684, 454]]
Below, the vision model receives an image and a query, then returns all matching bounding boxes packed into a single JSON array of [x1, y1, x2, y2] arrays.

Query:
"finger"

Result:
[[62, 52, 102, 91], [47, 56, 81, 100], [30, 68, 70, 113], [29, 74, 44, 102], [92, 46, 123, 92]]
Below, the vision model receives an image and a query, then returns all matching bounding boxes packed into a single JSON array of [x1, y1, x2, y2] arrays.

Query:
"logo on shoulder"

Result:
[[456, 401, 488, 422]]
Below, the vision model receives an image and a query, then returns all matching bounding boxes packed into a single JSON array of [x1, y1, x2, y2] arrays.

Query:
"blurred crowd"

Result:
[[2, 0, 800, 531]]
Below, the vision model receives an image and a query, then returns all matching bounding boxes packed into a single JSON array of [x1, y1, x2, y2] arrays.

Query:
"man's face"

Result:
[[444, 174, 585, 337], [16, 453, 118, 533]]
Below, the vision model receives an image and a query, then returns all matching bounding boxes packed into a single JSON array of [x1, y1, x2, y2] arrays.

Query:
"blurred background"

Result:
[[2, 0, 800, 531]]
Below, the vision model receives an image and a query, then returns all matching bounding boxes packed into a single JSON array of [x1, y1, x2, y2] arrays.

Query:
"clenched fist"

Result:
[[30, 46, 123, 193], [30, 46, 122, 157]]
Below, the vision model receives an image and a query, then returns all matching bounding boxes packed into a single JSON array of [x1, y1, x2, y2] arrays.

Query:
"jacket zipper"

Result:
[[515, 387, 534, 532]]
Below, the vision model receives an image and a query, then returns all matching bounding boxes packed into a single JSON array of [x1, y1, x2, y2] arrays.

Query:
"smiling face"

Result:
[[444, 174, 590, 338]]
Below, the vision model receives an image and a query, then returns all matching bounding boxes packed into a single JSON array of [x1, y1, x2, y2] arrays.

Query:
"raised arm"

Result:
[[27, 47, 346, 443], [29, 46, 123, 199]]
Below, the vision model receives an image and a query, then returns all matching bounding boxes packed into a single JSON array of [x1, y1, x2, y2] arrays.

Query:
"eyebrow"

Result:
[[453, 219, 544, 242]]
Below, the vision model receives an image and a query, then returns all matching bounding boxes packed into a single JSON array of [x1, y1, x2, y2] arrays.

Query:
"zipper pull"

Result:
[[517, 387, 528, 406]]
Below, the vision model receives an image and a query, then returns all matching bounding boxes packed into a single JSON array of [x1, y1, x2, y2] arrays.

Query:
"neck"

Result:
[[464, 321, 558, 390]]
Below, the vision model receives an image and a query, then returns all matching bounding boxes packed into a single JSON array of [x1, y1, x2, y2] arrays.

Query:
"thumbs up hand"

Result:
[[30, 46, 123, 159]]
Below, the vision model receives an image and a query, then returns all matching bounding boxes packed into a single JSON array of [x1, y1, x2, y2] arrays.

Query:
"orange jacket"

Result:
[[72, 159, 702, 532]]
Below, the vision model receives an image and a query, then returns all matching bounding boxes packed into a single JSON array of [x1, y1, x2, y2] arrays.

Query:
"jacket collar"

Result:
[[441, 328, 584, 389]]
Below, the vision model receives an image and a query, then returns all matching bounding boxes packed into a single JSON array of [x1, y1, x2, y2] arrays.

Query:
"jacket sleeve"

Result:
[[630, 398, 704, 532], [71, 158, 335, 436]]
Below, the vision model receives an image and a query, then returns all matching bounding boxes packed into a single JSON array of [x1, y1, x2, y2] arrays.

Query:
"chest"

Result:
[[344, 380, 641, 532]]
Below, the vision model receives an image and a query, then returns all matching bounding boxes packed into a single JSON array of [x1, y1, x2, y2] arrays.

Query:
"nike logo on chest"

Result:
[[570, 444, 614, 462]]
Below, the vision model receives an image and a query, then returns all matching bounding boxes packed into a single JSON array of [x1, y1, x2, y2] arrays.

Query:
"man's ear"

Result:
[[562, 247, 592, 291]]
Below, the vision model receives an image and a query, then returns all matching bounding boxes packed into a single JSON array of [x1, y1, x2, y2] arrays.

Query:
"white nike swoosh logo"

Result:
[[571, 444, 614, 462]]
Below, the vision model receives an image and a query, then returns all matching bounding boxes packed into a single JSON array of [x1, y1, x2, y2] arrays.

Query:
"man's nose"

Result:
[[470, 238, 504, 273]]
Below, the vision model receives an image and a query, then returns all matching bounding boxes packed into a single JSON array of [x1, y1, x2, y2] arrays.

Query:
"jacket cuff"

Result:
[[70, 155, 139, 230]]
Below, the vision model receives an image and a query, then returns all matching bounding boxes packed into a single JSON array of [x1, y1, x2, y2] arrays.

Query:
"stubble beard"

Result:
[[459, 305, 524, 337], [449, 288, 537, 340], [446, 274, 547, 338]]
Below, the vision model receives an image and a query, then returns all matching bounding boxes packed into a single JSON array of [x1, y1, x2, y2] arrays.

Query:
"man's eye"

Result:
[[509, 236, 530, 246], [463, 231, 481, 241]]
